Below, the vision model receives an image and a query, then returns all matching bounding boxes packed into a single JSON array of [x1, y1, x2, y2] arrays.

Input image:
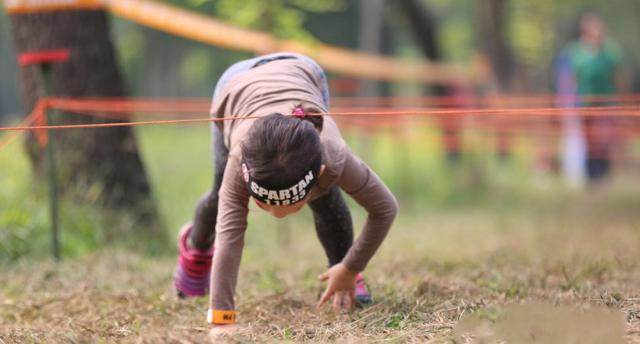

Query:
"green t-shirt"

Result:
[[568, 39, 621, 96]]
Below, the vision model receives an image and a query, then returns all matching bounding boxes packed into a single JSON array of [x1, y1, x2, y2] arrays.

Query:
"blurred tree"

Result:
[[509, 0, 555, 91], [357, 0, 385, 98], [476, 0, 514, 91], [0, 10, 20, 121], [8, 9, 163, 238], [396, 0, 461, 162], [475, 0, 515, 159], [397, 0, 441, 64]]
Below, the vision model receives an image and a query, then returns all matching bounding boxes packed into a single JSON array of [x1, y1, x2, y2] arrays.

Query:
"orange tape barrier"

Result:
[[0, 107, 43, 151], [332, 93, 640, 108], [103, 0, 487, 85], [36, 96, 640, 114], [0, 0, 490, 85], [3, 0, 103, 14], [0, 97, 637, 131], [3, 0, 486, 85], [43, 93, 640, 113], [1, 96, 639, 157]]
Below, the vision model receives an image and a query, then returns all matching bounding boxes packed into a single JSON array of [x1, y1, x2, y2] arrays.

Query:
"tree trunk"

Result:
[[1, 11, 20, 120], [397, 0, 447, 96], [475, 0, 513, 158], [357, 0, 385, 98], [8, 10, 163, 237], [397, 0, 461, 162], [476, 0, 514, 91]]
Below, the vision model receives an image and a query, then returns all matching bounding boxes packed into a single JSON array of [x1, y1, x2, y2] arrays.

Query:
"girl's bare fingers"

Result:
[[332, 291, 350, 311], [317, 286, 334, 309], [332, 292, 341, 311]]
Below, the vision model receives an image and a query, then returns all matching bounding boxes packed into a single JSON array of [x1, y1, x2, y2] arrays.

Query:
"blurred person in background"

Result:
[[558, 11, 625, 185]]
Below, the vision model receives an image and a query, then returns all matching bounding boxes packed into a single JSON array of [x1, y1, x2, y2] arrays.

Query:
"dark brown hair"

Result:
[[242, 113, 323, 189]]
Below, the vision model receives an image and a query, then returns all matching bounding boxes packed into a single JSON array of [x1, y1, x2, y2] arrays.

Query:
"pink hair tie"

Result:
[[292, 106, 307, 119]]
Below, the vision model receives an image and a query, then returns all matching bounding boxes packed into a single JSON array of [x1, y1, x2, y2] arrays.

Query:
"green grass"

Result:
[[0, 135, 105, 261], [136, 125, 214, 233], [1, 123, 640, 342]]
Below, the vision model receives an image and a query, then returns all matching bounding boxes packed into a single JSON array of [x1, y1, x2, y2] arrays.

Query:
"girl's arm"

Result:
[[338, 152, 399, 272], [208, 154, 249, 323]]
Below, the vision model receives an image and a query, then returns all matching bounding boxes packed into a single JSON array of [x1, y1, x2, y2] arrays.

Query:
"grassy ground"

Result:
[[1, 125, 639, 342]]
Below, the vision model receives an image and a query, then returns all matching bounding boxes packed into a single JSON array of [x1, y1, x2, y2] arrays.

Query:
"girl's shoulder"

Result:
[[318, 116, 349, 188], [225, 147, 246, 184]]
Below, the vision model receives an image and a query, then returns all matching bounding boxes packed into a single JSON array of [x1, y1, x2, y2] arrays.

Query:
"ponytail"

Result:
[[292, 105, 323, 131]]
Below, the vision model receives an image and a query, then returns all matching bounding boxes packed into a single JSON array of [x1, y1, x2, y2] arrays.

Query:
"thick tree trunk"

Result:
[[9, 10, 163, 236]]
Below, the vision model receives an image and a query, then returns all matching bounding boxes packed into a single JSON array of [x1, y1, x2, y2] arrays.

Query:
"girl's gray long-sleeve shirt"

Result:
[[208, 58, 399, 311]]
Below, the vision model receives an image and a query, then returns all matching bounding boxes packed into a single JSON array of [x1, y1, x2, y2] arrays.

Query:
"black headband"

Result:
[[241, 157, 321, 205]]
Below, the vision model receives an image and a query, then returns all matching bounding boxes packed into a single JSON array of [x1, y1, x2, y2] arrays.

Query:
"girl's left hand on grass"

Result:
[[317, 263, 358, 311]]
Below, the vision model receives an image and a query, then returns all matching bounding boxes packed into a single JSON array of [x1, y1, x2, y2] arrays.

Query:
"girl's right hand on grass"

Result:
[[317, 263, 358, 311]]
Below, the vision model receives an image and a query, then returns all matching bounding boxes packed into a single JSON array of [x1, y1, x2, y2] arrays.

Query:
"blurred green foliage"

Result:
[[2, 0, 640, 262], [109, 0, 354, 100], [3, 0, 640, 117], [1, 122, 568, 263], [214, 0, 345, 42], [428, 0, 640, 90], [178, 0, 346, 37], [0, 139, 102, 262]]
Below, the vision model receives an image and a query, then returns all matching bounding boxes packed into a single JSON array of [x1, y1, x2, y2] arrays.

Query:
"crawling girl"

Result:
[[173, 52, 398, 334]]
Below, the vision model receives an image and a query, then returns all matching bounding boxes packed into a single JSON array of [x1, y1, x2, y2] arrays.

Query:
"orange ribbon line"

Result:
[[0, 106, 44, 151], [1, 106, 639, 133]]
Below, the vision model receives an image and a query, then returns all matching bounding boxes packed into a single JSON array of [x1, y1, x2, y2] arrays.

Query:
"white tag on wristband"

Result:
[[206, 308, 213, 324], [207, 308, 237, 324]]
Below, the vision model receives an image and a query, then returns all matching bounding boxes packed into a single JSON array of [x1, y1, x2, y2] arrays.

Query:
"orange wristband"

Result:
[[207, 309, 237, 324]]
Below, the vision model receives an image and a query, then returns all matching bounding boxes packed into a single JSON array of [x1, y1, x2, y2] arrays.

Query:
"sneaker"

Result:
[[174, 223, 214, 298], [354, 273, 373, 307]]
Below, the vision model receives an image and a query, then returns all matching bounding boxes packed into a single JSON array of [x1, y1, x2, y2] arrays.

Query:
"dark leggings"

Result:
[[189, 127, 354, 267]]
